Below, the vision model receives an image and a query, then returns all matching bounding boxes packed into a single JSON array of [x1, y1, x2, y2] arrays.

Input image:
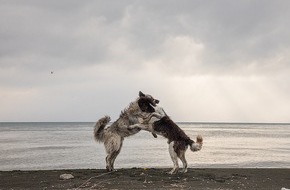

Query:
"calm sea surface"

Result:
[[0, 122, 289, 171]]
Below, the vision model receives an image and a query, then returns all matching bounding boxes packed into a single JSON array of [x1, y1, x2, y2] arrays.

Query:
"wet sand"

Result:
[[0, 168, 290, 189]]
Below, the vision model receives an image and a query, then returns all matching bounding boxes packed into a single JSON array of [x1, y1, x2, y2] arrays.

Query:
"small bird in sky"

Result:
[[51, 71, 54, 74]]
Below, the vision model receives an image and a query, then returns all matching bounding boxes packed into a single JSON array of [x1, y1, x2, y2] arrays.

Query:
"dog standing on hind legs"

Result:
[[129, 106, 203, 174], [94, 91, 159, 171]]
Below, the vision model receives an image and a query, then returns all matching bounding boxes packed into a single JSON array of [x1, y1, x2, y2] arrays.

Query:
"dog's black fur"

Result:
[[152, 116, 194, 154], [130, 107, 203, 174]]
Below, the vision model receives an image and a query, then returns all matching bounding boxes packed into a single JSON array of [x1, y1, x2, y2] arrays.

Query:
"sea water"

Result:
[[0, 122, 289, 171]]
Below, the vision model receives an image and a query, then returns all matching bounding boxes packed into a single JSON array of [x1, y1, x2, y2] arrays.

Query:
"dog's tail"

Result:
[[189, 135, 203, 152], [94, 116, 111, 143]]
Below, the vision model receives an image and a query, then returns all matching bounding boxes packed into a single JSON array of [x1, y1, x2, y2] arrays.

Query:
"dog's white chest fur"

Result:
[[150, 105, 166, 123]]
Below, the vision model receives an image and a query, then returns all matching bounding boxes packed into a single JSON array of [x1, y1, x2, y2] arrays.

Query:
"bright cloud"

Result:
[[1, 1, 290, 122]]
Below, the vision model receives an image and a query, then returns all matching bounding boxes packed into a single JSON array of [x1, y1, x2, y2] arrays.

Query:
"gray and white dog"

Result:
[[94, 91, 159, 171]]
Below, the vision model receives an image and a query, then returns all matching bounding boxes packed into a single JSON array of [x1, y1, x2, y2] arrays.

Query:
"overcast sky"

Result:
[[1, 1, 290, 122]]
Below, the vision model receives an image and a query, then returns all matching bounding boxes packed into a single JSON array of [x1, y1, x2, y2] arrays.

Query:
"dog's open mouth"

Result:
[[150, 100, 158, 107], [154, 99, 160, 105], [151, 99, 159, 106]]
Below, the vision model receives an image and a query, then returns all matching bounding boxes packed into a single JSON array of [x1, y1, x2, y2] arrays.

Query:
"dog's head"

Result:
[[138, 91, 160, 113]]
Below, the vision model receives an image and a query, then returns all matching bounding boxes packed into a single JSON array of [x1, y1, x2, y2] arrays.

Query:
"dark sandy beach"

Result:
[[0, 168, 289, 190]]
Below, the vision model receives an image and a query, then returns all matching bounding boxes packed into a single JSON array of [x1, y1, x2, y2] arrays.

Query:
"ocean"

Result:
[[0, 122, 289, 171]]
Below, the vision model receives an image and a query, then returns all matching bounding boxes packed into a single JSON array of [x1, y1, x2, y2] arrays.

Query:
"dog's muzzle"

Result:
[[154, 99, 160, 104]]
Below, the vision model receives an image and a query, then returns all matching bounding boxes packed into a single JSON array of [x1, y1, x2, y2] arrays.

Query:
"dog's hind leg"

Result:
[[178, 151, 188, 173], [105, 136, 122, 171], [106, 151, 119, 171], [168, 142, 179, 174], [110, 140, 123, 171], [105, 155, 112, 171]]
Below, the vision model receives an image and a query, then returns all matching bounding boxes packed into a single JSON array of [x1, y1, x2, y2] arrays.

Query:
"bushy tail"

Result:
[[94, 116, 111, 142], [190, 135, 203, 152]]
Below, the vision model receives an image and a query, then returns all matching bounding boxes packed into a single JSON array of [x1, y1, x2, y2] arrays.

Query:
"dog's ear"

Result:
[[139, 91, 145, 97]]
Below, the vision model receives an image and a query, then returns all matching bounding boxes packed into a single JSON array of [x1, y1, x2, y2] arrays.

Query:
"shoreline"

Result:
[[0, 168, 289, 189]]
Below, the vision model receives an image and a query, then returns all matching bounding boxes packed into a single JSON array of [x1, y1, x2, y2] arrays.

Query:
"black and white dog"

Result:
[[129, 105, 203, 174], [94, 91, 159, 171]]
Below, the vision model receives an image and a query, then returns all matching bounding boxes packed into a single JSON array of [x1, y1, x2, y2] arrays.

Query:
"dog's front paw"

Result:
[[138, 118, 144, 123], [128, 124, 138, 130]]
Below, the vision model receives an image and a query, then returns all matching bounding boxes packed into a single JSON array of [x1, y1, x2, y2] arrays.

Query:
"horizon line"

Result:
[[1, 121, 290, 125]]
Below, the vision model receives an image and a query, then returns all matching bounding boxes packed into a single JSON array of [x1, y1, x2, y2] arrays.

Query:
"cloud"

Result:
[[1, 1, 290, 122]]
